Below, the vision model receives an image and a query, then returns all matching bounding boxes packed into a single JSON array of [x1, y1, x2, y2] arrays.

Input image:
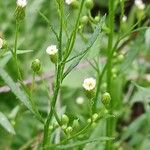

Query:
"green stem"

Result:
[[13, 22, 22, 80], [105, 0, 115, 150]]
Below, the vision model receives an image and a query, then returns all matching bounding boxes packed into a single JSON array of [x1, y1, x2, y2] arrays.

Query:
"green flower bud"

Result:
[[62, 124, 67, 130], [94, 15, 100, 23], [61, 114, 69, 125], [72, 119, 80, 129], [87, 118, 91, 123], [31, 59, 41, 74], [101, 92, 111, 107], [117, 54, 124, 62], [70, 0, 79, 9], [49, 125, 53, 131], [92, 113, 99, 122], [91, 122, 97, 128], [80, 16, 89, 25], [66, 126, 73, 134], [85, 0, 94, 10]]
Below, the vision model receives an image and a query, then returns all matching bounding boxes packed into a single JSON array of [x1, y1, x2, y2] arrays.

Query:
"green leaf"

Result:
[[0, 67, 32, 112], [0, 55, 11, 68], [63, 16, 106, 79], [121, 114, 146, 141], [4, 49, 33, 56], [120, 34, 143, 72], [56, 137, 114, 149], [0, 112, 15, 134]]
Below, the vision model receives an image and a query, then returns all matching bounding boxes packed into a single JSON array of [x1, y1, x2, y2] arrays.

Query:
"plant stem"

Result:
[[105, 0, 115, 150], [13, 21, 22, 80]]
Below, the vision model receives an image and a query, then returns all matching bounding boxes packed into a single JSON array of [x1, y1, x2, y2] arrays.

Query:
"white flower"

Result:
[[65, 0, 74, 5], [17, 0, 27, 8], [46, 45, 58, 55], [0, 38, 3, 49], [82, 77, 96, 91], [122, 15, 127, 22], [135, 0, 145, 10], [76, 97, 84, 105]]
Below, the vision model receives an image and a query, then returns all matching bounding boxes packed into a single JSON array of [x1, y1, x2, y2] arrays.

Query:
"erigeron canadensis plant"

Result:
[[0, 0, 150, 150]]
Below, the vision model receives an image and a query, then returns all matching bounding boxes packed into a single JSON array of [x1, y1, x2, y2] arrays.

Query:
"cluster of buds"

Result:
[[61, 114, 74, 135], [82, 77, 96, 99], [65, 0, 79, 9], [87, 113, 99, 128], [14, 0, 27, 22], [46, 45, 58, 64]]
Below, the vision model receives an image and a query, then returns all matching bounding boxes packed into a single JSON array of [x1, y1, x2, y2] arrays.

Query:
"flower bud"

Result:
[[101, 92, 111, 107], [117, 54, 124, 62], [62, 124, 67, 130], [87, 118, 91, 123], [0, 38, 7, 49], [85, 0, 94, 10], [14, 0, 27, 22], [46, 45, 58, 64], [31, 59, 41, 74], [80, 16, 89, 25], [92, 113, 99, 122], [91, 122, 97, 128], [71, 1, 80, 9], [72, 119, 80, 129], [94, 15, 100, 23], [82, 77, 96, 99], [76, 97, 84, 105], [61, 114, 69, 125], [49, 125, 54, 131], [66, 126, 73, 134]]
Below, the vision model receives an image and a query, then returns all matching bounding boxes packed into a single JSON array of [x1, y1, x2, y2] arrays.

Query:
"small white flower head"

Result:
[[76, 97, 84, 105], [17, 0, 27, 8], [65, 0, 74, 5], [46, 45, 58, 56], [82, 77, 96, 91], [122, 15, 127, 22], [135, 0, 145, 10], [0, 38, 3, 49]]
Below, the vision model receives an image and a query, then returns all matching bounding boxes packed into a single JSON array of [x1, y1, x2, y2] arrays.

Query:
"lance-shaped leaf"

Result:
[[0, 112, 15, 134], [63, 16, 106, 79]]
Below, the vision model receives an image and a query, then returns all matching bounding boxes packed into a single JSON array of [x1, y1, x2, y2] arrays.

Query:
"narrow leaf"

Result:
[[63, 16, 105, 79], [57, 137, 114, 149], [0, 67, 32, 112], [0, 112, 15, 134]]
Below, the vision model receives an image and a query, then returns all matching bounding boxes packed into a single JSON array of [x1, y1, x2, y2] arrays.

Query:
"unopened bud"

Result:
[[85, 0, 94, 10], [61, 114, 69, 125], [101, 92, 111, 107], [66, 126, 73, 134], [80, 16, 89, 25], [31, 59, 41, 74], [72, 119, 80, 129], [92, 113, 99, 122]]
